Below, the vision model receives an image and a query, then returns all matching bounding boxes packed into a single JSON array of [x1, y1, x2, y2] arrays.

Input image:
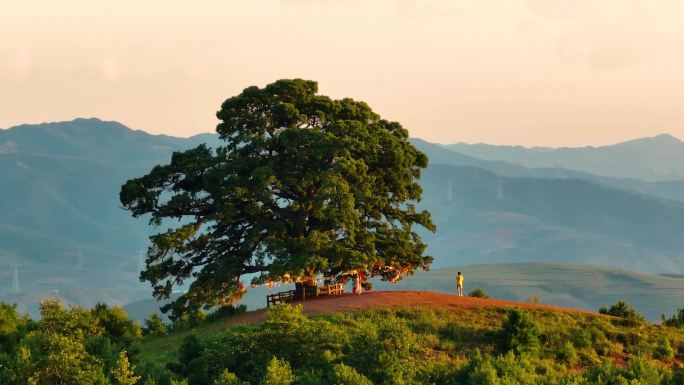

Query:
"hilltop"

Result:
[[130, 292, 684, 385], [120, 263, 683, 323], [218, 291, 594, 326]]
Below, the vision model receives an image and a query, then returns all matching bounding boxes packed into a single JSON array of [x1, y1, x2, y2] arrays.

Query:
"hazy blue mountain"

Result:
[[0, 119, 221, 314], [2, 118, 684, 317], [444, 134, 684, 182], [412, 138, 684, 202], [418, 164, 684, 273]]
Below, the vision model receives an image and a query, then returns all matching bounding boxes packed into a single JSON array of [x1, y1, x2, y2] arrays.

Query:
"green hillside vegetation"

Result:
[[121, 303, 684, 384], [8, 297, 684, 385]]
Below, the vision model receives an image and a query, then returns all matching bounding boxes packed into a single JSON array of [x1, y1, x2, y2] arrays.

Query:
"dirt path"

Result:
[[224, 290, 595, 326]]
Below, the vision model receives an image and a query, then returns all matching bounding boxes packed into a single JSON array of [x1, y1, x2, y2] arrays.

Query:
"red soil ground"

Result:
[[227, 290, 595, 325]]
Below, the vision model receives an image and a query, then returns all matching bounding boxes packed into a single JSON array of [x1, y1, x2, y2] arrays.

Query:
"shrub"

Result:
[[0, 302, 32, 354], [205, 304, 247, 323], [111, 350, 142, 385], [213, 370, 248, 385], [598, 300, 644, 322], [653, 338, 675, 361], [90, 303, 142, 346], [170, 310, 207, 332], [469, 288, 489, 299], [557, 341, 578, 366], [332, 363, 373, 385], [662, 308, 684, 328], [500, 309, 540, 354], [261, 357, 295, 385], [143, 313, 167, 337], [468, 358, 500, 385]]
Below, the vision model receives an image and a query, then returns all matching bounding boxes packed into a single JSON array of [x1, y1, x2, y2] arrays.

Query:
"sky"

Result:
[[2, 0, 684, 147]]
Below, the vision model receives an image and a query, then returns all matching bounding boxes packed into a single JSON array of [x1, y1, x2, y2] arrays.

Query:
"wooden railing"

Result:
[[266, 290, 297, 307], [317, 283, 344, 296], [266, 283, 345, 307]]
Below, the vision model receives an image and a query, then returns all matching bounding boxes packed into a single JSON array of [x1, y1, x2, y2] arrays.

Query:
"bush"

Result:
[[598, 300, 644, 322], [206, 304, 247, 323], [557, 341, 578, 366], [143, 313, 167, 337], [213, 370, 248, 385], [500, 309, 540, 354], [332, 363, 373, 385], [662, 308, 684, 328], [0, 302, 32, 354], [90, 303, 142, 346], [469, 288, 489, 299], [170, 310, 207, 331], [653, 338, 675, 361], [261, 357, 295, 385]]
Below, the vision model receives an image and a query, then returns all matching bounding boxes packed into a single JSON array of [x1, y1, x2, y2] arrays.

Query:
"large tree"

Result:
[[120, 79, 435, 316]]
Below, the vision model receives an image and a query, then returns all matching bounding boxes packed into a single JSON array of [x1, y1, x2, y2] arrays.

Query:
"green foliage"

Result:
[[112, 350, 142, 385], [661, 308, 684, 328], [580, 356, 669, 385], [170, 310, 207, 331], [143, 313, 167, 337], [261, 357, 295, 385], [91, 303, 142, 346], [0, 299, 144, 385], [468, 288, 489, 299], [120, 78, 435, 317], [500, 309, 540, 354], [205, 304, 247, 323], [0, 302, 31, 354], [331, 363, 373, 385], [21, 300, 109, 385], [6, 301, 673, 385], [213, 370, 248, 385], [653, 338, 675, 361], [556, 341, 578, 365], [599, 300, 644, 323]]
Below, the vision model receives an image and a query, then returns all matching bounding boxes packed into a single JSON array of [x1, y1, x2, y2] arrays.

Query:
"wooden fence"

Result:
[[266, 282, 345, 307]]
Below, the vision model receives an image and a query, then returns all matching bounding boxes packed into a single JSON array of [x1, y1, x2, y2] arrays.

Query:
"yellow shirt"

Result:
[[456, 275, 463, 286]]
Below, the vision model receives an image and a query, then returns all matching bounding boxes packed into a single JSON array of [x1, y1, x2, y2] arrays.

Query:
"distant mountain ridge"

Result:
[[445, 133, 684, 181], [410, 138, 684, 202], [1, 118, 684, 316]]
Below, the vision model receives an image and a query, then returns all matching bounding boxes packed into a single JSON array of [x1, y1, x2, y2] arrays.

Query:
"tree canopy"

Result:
[[120, 79, 435, 316]]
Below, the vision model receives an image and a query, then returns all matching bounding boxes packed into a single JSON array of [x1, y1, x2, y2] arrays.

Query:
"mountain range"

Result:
[[1, 118, 682, 316], [444, 134, 684, 181]]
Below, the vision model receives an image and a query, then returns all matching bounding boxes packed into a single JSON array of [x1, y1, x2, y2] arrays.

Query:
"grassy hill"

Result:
[[129, 293, 684, 385]]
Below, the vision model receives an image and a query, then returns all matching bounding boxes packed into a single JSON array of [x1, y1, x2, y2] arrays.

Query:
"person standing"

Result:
[[456, 271, 464, 297]]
